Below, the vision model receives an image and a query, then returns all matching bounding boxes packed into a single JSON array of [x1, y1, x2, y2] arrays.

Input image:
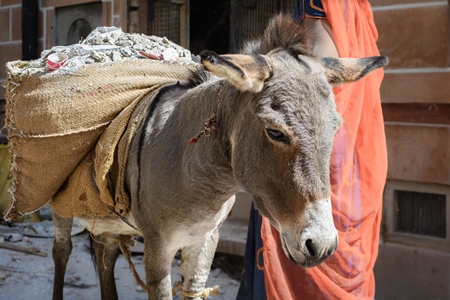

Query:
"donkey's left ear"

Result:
[[319, 56, 388, 85], [200, 50, 272, 93]]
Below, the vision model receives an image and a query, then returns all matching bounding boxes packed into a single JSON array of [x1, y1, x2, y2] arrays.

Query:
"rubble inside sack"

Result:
[[6, 26, 196, 77]]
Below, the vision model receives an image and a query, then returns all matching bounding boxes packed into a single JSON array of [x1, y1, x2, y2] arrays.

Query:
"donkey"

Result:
[[51, 15, 387, 300]]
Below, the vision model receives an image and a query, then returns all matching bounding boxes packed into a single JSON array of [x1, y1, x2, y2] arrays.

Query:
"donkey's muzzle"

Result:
[[280, 198, 338, 268], [282, 232, 338, 268]]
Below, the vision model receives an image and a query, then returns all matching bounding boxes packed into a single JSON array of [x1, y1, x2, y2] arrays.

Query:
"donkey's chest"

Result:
[[77, 215, 220, 243], [77, 196, 236, 249], [153, 196, 236, 249]]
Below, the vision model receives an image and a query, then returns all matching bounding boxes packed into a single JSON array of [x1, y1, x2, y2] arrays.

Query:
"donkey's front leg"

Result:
[[52, 212, 73, 300], [143, 237, 175, 300], [179, 229, 220, 300]]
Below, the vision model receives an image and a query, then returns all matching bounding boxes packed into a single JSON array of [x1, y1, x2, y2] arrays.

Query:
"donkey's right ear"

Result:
[[319, 56, 388, 85], [200, 50, 272, 93]]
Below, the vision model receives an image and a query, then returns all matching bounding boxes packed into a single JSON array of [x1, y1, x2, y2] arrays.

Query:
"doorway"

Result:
[[190, 0, 230, 55]]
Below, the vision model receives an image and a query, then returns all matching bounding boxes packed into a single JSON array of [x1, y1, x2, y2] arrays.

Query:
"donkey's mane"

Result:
[[182, 67, 212, 88], [242, 14, 312, 58]]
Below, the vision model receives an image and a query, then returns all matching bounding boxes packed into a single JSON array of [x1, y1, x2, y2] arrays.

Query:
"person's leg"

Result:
[[236, 203, 266, 300]]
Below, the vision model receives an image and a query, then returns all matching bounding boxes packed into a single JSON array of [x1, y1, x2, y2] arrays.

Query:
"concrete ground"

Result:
[[0, 221, 242, 300]]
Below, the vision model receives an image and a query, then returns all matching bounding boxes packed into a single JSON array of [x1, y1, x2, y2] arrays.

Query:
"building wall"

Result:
[[373, 0, 450, 184], [371, 1, 450, 299]]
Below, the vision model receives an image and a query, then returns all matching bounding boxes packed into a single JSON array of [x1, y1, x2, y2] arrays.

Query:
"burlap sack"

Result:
[[4, 59, 194, 220], [94, 85, 163, 216], [50, 83, 166, 218], [49, 150, 112, 218]]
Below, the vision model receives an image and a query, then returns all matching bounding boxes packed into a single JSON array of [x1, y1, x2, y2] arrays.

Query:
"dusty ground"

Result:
[[0, 221, 243, 300]]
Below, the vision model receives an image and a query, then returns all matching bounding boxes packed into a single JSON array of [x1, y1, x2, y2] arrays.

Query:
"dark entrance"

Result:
[[190, 0, 230, 55]]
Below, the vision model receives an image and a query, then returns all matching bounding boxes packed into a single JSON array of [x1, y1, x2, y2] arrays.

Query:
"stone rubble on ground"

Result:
[[0, 231, 240, 300]]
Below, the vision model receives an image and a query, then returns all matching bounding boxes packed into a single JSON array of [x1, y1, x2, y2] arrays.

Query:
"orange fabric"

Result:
[[261, 1, 387, 299]]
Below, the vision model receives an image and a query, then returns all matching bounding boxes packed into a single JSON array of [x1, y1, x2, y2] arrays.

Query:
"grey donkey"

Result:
[[51, 15, 388, 300]]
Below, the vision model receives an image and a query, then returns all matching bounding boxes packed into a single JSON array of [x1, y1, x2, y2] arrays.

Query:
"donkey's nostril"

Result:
[[305, 239, 316, 257]]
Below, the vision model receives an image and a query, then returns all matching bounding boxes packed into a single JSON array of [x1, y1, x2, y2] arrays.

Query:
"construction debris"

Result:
[[6, 26, 196, 78]]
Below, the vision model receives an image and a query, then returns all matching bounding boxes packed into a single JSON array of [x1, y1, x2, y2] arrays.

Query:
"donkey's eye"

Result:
[[266, 128, 290, 144]]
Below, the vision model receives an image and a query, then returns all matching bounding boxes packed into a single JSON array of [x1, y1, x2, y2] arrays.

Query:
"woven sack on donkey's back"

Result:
[[4, 59, 193, 220], [50, 82, 167, 218]]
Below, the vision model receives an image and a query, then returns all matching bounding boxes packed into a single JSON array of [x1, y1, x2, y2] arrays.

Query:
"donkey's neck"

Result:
[[128, 79, 243, 208], [126, 79, 242, 237], [174, 79, 242, 200]]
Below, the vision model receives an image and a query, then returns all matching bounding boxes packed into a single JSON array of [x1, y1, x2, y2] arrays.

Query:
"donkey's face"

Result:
[[200, 15, 388, 268], [241, 52, 342, 267]]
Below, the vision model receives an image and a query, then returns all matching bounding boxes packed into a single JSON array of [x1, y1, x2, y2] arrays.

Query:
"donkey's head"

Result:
[[200, 15, 388, 267]]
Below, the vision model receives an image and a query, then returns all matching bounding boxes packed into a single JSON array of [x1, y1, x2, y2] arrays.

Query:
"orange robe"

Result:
[[261, 1, 387, 299]]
